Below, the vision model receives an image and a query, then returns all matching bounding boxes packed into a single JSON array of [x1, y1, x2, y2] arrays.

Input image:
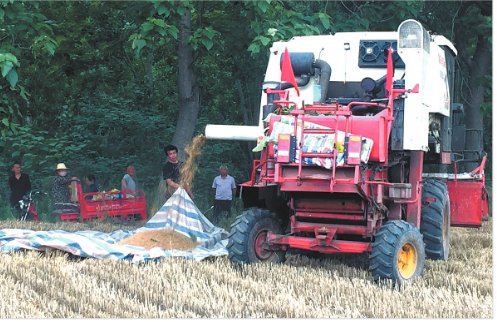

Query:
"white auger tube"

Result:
[[205, 125, 262, 141]]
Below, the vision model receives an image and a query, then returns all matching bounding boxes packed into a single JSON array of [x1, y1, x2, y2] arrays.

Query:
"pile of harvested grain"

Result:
[[117, 229, 198, 251], [180, 134, 206, 191]]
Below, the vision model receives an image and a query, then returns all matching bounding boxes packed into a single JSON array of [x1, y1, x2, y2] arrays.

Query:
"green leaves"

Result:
[[32, 35, 58, 56], [190, 26, 219, 51], [5, 69, 18, 88], [0, 52, 20, 87], [1, 60, 13, 77], [131, 15, 180, 57], [248, 35, 272, 54], [246, 2, 332, 56], [156, 5, 170, 17], [317, 12, 330, 30], [255, 0, 270, 14], [130, 35, 147, 56]]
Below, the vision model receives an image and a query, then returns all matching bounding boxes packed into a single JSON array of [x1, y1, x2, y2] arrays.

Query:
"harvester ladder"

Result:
[[292, 104, 353, 191]]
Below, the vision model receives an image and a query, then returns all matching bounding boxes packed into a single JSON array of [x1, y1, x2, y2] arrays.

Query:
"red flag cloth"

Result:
[[385, 47, 393, 94], [281, 47, 300, 96]]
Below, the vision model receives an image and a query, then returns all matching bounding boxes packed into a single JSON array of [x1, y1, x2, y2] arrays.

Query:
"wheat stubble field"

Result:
[[0, 219, 492, 318]]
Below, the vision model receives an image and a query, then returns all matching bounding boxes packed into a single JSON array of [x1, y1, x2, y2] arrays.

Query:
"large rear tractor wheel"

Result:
[[227, 208, 286, 264], [421, 179, 450, 260], [369, 220, 425, 285]]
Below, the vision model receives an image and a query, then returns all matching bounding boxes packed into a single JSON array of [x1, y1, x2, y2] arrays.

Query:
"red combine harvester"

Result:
[[205, 20, 489, 284], [58, 181, 147, 222]]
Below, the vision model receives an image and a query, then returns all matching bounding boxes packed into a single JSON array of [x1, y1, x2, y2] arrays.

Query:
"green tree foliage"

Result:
[[0, 1, 57, 136], [0, 0, 491, 218]]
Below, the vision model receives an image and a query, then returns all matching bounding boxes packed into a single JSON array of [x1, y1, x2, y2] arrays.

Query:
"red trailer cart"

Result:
[[59, 181, 147, 222]]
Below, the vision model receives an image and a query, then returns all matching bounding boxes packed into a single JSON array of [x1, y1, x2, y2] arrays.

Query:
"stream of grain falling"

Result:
[[148, 134, 206, 223]]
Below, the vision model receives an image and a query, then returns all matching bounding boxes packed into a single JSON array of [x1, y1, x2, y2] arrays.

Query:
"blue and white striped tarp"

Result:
[[0, 188, 229, 262]]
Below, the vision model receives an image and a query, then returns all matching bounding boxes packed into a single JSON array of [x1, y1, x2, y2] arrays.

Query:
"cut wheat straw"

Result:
[[180, 134, 206, 190], [0, 219, 492, 318]]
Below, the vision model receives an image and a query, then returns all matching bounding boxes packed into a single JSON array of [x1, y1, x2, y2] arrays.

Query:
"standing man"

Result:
[[121, 164, 137, 191], [162, 144, 183, 200], [212, 165, 236, 222], [8, 161, 31, 210]]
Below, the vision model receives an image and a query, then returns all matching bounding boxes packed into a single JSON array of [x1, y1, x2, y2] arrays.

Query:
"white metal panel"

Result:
[[254, 23, 456, 151], [258, 32, 404, 126], [398, 39, 430, 151], [422, 44, 451, 116], [205, 125, 262, 141]]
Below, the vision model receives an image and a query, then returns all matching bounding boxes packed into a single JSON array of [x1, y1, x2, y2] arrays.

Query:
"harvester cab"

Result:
[[205, 19, 488, 285]]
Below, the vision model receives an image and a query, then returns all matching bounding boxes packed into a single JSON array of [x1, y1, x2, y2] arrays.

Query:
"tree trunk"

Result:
[[462, 34, 491, 171], [235, 79, 256, 177], [451, 2, 492, 172], [171, 9, 200, 159], [144, 50, 154, 107]]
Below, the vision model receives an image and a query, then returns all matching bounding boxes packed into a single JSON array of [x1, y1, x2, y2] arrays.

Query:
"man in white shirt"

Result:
[[212, 165, 236, 223], [121, 164, 136, 191]]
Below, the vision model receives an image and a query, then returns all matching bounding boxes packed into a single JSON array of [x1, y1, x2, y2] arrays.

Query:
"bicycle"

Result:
[[18, 190, 47, 221]]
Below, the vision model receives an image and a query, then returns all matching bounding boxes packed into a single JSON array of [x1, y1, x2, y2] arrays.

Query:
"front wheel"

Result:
[[227, 208, 286, 264], [369, 220, 425, 285], [421, 179, 450, 260]]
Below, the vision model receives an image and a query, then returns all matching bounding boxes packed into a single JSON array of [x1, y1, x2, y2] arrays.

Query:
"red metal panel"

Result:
[[481, 188, 489, 220], [378, 116, 386, 162], [60, 213, 79, 222], [440, 152, 451, 164], [59, 181, 148, 221], [280, 165, 361, 193], [406, 151, 424, 227], [345, 135, 362, 165], [447, 180, 484, 227], [80, 190, 147, 220], [267, 233, 371, 254], [294, 198, 363, 213], [293, 221, 368, 235], [280, 181, 360, 193], [276, 134, 292, 163], [302, 111, 388, 162], [295, 212, 365, 221]]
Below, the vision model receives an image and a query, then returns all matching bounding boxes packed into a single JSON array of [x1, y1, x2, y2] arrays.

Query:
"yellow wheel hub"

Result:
[[398, 243, 417, 279]]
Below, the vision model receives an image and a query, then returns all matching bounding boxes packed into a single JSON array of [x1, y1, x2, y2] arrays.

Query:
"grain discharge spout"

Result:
[[205, 124, 262, 141]]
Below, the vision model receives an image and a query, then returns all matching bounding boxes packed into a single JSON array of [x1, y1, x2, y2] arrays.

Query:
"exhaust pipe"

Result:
[[313, 59, 331, 103]]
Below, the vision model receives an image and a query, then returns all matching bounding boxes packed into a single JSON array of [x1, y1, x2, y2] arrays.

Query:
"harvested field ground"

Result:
[[0, 219, 492, 318]]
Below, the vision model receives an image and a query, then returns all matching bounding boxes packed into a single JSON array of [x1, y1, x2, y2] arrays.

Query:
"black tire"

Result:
[[369, 220, 425, 285], [227, 208, 286, 264], [421, 179, 450, 260]]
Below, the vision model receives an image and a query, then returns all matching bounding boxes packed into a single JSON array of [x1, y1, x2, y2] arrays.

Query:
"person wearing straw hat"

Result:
[[51, 163, 79, 216]]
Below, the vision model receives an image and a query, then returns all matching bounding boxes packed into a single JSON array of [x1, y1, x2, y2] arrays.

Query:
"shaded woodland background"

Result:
[[0, 1, 492, 218]]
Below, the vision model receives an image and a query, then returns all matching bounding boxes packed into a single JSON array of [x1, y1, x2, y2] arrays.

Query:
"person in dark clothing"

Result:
[[51, 163, 79, 216], [162, 144, 183, 200], [8, 161, 31, 209], [84, 174, 99, 193]]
